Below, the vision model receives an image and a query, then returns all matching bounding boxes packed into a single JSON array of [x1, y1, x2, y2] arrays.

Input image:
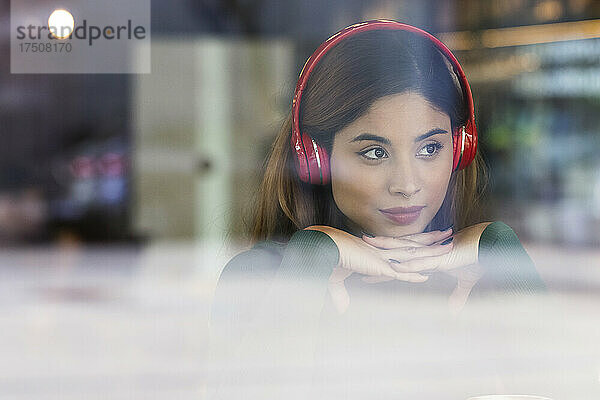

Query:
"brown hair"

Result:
[[247, 29, 487, 244]]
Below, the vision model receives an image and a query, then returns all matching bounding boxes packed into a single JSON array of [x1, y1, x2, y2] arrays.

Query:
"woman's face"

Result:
[[330, 91, 453, 237]]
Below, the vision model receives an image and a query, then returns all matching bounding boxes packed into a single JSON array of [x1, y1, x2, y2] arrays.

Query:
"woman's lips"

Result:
[[379, 206, 424, 225]]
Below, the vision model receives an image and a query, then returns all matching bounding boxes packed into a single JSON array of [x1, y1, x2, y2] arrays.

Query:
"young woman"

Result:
[[215, 19, 544, 310], [208, 20, 546, 397]]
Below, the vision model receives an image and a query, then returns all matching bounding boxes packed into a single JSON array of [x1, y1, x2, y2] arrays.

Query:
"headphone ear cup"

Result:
[[300, 131, 327, 185], [458, 120, 477, 170], [464, 119, 478, 168], [293, 131, 311, 183], [452, 120, 478, 171], [319, 143, 330, 185], [452, 126, 463, 172]]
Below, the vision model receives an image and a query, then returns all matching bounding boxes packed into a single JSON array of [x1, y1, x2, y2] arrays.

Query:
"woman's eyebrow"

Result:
[[414, 128, 448, 142], [349, 133, 391, 145], [349, 128, 448, 145]]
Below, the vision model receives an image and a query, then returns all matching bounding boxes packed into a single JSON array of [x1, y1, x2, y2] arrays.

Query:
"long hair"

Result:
[[247, 29, 487, 244]]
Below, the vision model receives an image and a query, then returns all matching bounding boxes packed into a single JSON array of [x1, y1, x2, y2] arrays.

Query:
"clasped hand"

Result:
[[305, 223, 491, 315]]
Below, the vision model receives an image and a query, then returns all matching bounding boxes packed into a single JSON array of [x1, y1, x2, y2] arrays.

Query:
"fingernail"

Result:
[[441, 237, 453, 245]]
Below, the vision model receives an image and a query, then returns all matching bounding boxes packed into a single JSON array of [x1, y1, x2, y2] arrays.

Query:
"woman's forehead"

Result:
[[338, 92, 451, 141], [367, 92, 449, 123]]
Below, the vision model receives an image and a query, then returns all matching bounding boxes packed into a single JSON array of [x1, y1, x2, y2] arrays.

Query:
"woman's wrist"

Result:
[[439, 222, 493, 269], [459, 222, 494, 264]]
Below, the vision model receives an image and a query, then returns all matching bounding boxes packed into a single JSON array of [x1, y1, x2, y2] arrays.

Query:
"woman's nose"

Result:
[[387, 157, 421, 198]]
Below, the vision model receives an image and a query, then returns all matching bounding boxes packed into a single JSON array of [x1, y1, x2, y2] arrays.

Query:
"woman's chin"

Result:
[[375, 217, 428, 237], [372, 226, 423, 238], [356, 216, 429, 237]]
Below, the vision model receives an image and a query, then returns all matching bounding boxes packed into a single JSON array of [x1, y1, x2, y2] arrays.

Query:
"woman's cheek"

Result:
[[333, 153, 378, 193], [334, 166, 376, 207], [425, 163, 451, 208], [330, 152, 355, 187]]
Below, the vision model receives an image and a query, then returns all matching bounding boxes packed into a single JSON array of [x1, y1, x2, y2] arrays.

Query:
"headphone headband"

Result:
[[291, 19, 477, 184]]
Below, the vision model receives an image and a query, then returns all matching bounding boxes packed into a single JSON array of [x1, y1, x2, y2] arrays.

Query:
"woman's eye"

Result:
[[359, 147, 388, 160], [417, 142, 444, 157]]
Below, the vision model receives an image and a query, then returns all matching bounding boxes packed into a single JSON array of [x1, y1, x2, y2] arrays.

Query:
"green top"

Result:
[[216, 221, 544, 294], [208, 222, 547, 397], [211, 220, 545, 333]]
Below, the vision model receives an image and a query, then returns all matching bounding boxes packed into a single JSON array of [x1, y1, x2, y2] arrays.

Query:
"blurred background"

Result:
[[1, 0, 600, 399], [2, 0, 600, 246]]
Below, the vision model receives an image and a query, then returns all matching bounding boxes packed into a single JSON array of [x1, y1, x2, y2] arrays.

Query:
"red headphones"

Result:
[[291, 19, 478, 185]]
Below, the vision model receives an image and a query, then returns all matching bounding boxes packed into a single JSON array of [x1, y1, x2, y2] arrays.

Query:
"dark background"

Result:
[[1, 0, 600, 246]]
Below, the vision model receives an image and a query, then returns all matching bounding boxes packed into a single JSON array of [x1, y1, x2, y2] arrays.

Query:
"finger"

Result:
[[362, 229, 451, 248], [448, 281, 474, 315], [394, 272, 429, 283], [363, 273, 429, 283], [367, 259, 429, 283], [361, 275, 431, 284], [431, 235, 455, 246], [362, 234, 428, 249], [396, 228, 453, 246], [387, 253, 448, 273], [329, 267, 353, 284], [328, 281, 350, 315], [384, 241, 453, 263], [361, 276, 394, 284]]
